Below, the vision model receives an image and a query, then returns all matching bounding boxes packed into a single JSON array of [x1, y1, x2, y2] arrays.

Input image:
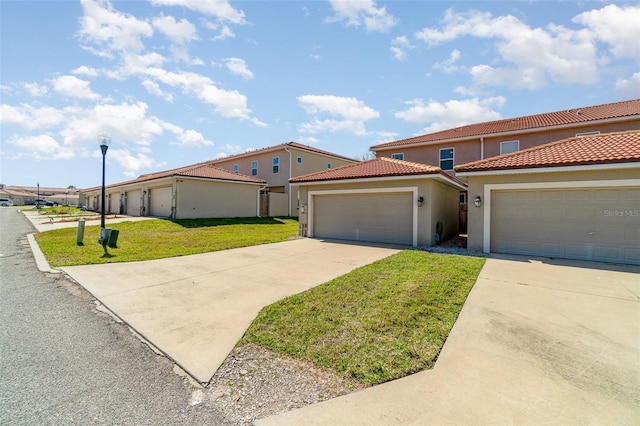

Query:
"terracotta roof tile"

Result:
[[290, 157, 467, 188], [212, 141, 357, 163], [372, 99, 640, 150], [455, 130, 640, 173], [82, 163, 265, 192]]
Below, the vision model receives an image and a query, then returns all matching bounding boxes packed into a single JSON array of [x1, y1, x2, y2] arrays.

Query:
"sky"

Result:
[[1, 0, 639, 189]]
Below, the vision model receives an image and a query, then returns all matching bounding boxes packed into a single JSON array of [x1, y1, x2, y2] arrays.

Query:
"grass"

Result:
[[243, 250, 485, 385], [35, 217, 299, 267]]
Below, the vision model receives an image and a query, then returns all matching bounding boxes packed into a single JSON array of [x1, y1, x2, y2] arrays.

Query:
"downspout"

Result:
[[257, 185, 267, 217], [284, 146, 292, 216], [480, 136, 484, 160]]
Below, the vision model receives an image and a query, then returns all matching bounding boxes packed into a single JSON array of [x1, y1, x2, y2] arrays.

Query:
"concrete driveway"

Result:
[[256, 255, 640, 425], [60, 239, 401, 384]]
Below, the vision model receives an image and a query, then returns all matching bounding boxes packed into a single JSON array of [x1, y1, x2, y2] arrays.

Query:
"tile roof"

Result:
[[455, 130, 640, 173], [212, 141, 358, 163], [290, 157, 466, 188], [82, 163, 265, 192], [372, 99, 640, 150]]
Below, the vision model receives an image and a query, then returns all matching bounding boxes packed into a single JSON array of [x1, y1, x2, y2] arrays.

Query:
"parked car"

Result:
[[0, 198, 14, 207], [35, 199, 57, 207]]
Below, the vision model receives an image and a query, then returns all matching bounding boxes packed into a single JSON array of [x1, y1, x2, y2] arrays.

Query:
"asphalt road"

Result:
[[0, 207, 232, 425]]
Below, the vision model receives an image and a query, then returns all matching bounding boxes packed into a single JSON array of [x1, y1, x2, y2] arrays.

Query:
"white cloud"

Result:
[[223, 58, 254, 79], [9, 134, 75, 160], [206, 23, 235, 41], [150, 0, 246, 24], [573, 4, 640, 62], [298, 94, 379, 135], [0, 104, 65, 130], [390, 36, 412, 61], [22, 82, 48, 97], [152, 14, 198, 45], [395, 97, 505, 133], [327, 0, 397, 33], [108, 148, 161, 177], [51, 75, 100, 100], [142, 79, 174, 102], [170, 129, 214, 147], [433, 49, 462, 73], [78, 0, 154, 56], [415, 8, 600, 89], [72, 65, 100, 77], [615, 72, 640, 96]]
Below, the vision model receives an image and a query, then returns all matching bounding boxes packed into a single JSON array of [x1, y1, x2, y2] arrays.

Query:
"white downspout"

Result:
[[284, 146, 292, 216], [257, 185, 267, 217], [480, 136, 484, 160]]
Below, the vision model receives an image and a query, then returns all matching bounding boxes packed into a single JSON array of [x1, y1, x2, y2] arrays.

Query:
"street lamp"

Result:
[[98, 133, 110, 245], [65, 190, 69, 206], [37, 182, 40, 206]]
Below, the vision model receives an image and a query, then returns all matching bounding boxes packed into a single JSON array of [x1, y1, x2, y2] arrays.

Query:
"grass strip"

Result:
[[35, 217, 298, 266], [243, 250, 485, 385]]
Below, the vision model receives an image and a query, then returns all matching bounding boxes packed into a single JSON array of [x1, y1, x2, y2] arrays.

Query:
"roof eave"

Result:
[[455, 161, 640, 177]]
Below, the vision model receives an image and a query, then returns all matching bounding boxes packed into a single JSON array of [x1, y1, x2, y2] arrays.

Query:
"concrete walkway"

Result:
[[60, 239, 401, 384], [256, 255, 640, 425]]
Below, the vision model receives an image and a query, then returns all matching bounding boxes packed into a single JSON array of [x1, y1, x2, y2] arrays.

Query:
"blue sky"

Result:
[[1, 0, 639, 188]]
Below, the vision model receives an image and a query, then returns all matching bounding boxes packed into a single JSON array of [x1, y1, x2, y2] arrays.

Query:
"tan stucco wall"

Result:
[[295, 177, 461, 246], [465, 167, 640, 252], [376, 120, 640, 171], [175, 179, 259, 219], [213, 147, 356, 216]]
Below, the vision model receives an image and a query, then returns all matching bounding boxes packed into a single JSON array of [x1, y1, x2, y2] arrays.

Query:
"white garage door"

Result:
[[149, 187, 172, 217], [126, 190, 141, 216], [313, 192, 414, 245], [491, 188, 640, 265]]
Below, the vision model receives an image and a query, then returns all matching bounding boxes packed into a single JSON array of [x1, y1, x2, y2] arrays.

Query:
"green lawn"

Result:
[[243, 250, 485, 385], [35, 217, 299, 267]]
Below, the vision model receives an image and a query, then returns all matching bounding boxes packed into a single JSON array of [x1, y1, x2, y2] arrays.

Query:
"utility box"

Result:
[[107, 229, 119, 248]]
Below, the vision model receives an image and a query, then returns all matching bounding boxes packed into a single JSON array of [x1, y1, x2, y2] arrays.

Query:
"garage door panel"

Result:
[[126, 191, 141, 216], [150, 187, 172, 217], [313, 193, 413, 245], [491, 188, 640, 265]]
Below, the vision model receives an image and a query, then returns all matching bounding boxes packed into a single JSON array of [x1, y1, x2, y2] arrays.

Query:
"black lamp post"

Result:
[[98, 133, 110, 244], [65, 191, 68, 206], [37, 182, 40, 205]]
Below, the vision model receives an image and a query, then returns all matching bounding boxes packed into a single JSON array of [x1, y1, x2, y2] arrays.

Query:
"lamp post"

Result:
[[37, 182, 40, 205], [65, 191, 69, 206], [98, 133, 110, 244]]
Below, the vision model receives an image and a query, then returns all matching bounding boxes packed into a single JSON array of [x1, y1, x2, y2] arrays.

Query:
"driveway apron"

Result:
[[60, 238, 401, 384], [255, 255, 640, 425]]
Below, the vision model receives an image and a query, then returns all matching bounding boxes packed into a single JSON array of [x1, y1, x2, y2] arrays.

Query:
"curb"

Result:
[[27, 233, 60, 274]]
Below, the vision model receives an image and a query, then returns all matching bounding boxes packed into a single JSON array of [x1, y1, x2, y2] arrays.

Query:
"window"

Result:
[[272, 156, 279, 173], [439, 148, 454, 170], [391, 153, 404, 160], [232, 164, 239, 173], [576, 131, 600, 137], [327, 163, 332, 169], [297, 156, 302, 164], [251, 161, 258, 176], [500, 141, 519, 155]]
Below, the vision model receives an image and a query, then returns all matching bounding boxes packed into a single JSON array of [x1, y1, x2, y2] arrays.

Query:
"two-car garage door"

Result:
[[491, 188, 640, 265], [312, 192, 414, 245]]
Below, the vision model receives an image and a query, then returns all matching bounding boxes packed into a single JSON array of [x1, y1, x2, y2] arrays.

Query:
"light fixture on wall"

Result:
[[474, 196, 482, 208], [417, 196, 424, 207]]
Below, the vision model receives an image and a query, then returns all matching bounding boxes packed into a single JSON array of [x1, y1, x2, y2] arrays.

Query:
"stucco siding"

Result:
[[175, 179, 259, 219]]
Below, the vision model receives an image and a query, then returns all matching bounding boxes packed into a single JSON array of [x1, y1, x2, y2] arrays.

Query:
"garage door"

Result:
[[126, 190, 141, 216], [491, 188, 640, 265], [313, 192, 413, 245], [149, 187, 172, 217]]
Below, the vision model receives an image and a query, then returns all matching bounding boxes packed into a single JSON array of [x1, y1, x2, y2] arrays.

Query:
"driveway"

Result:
[[256, 255, 640, 425], [60, 239, 401, 384]]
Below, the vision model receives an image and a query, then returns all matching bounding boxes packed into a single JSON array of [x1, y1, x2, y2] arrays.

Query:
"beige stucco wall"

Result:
[[295, 176, 461, 246], [214, 147, 356, 216], [376, 120, 640, 172], [465, 167, 640, 252], [175, 179, 259, 219]]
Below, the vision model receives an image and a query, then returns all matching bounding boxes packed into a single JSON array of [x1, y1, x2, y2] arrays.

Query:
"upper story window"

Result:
[[500, 141, 519, 155], [439, 148, 454, 170], [576, 131, 600, 136], [391, 153, 404, 160], [251, 161, 258, 176], [327, 163, 332, 169], [272, 156, 279, 173], [232, 164, 239, 173], [297, 156, 303, 164]]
